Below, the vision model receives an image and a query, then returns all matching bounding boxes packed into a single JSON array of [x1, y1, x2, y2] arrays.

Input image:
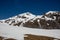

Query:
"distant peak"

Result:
[[46, 11, 58, 15], [18, 12, 35, 18], [19, 12, 33, 16]]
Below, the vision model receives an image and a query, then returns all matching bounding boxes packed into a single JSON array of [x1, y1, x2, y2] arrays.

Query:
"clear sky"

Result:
[[0, 0, 60, 19]]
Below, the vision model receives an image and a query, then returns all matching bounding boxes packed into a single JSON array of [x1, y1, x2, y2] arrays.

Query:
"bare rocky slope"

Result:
[[0, 11, 60, 29]]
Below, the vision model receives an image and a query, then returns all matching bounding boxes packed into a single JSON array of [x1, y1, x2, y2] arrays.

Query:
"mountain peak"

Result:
[[46, 11, 58, 15], [18, 12, 34, 16]]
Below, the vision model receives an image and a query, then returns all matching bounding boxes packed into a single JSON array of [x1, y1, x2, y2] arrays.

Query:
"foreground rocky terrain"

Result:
[[0, 34, 60, 40], [24, 34, 60, 40]]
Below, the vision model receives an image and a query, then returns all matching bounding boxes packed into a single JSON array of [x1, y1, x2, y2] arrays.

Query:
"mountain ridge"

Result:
[[0, 11, 60, 29]]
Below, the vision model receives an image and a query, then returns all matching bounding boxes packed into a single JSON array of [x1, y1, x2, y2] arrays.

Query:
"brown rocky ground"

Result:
[[0, 36, 16, 40], [24, 34, 60, 40]]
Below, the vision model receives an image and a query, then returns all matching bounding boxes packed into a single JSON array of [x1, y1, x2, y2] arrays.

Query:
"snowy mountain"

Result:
[[0, 11, 60, 40], [0, 11, 60, 29]]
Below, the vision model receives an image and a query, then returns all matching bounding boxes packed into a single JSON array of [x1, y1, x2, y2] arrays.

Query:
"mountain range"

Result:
[[0, 11, 60, 29]]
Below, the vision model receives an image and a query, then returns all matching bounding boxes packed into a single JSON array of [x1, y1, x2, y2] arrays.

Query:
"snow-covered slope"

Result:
[[0, 23, 60, 40]]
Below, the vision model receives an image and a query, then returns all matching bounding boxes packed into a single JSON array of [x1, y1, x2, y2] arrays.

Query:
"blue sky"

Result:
[[0, 0, 60, 19]]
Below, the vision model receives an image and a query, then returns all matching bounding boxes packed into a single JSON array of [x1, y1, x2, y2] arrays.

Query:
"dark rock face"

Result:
[[0, 36, 4, 40], [23, 19, 40, 28], [23, 19, 60, 29], [13, 22, 22, 26]]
